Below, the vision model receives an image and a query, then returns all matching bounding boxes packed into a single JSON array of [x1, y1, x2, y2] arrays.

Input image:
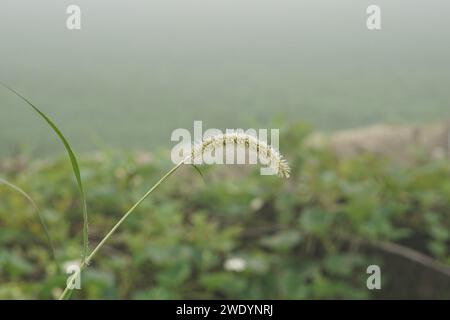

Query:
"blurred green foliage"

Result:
[[0, 122, 449, 299]]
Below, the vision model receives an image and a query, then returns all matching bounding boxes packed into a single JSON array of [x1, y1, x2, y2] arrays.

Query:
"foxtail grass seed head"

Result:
[[188, 132, 291, 178]]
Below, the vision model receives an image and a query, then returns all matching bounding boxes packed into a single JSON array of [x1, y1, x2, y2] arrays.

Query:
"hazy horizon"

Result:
[[1, 0, 449, 155]]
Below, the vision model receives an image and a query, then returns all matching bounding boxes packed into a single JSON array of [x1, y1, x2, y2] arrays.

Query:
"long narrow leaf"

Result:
[[0, 177, 58, 265], [0, 83, 89, 262], [190, 164, 206, 183]]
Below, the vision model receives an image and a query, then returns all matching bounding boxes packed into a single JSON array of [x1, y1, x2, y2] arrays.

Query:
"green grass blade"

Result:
[[0, 177, 58, 265], [190, 164, 206, 183], [0, 83, 89, 263]]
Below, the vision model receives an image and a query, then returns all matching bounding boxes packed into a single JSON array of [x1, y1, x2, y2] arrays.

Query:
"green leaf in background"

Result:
[[260, 230, 302, 251], [322, 253, 365, 277], [299, 208, 335, 236]]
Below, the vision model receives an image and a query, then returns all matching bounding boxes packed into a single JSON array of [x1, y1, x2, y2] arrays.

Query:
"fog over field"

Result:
[[1, 0, 449, 155]]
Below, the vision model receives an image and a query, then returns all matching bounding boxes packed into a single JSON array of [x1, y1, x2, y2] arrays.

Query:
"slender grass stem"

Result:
[[57, 132, 290, 300], [0, 177, 58, 267], [58, 160, 185, 300]]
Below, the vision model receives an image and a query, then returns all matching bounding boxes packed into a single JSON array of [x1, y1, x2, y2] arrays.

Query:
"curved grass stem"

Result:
[[58, 160, 185, 300]]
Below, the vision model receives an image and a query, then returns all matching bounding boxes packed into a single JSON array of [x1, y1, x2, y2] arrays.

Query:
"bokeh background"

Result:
[[0, 0, 449, 299]]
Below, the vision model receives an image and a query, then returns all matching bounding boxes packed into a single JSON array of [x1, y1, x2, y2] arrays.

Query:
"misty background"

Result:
[[1, 0, 449, 155]]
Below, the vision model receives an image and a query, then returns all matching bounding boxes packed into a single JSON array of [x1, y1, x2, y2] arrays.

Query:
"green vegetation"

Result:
[[1, 123, 449, 299]]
